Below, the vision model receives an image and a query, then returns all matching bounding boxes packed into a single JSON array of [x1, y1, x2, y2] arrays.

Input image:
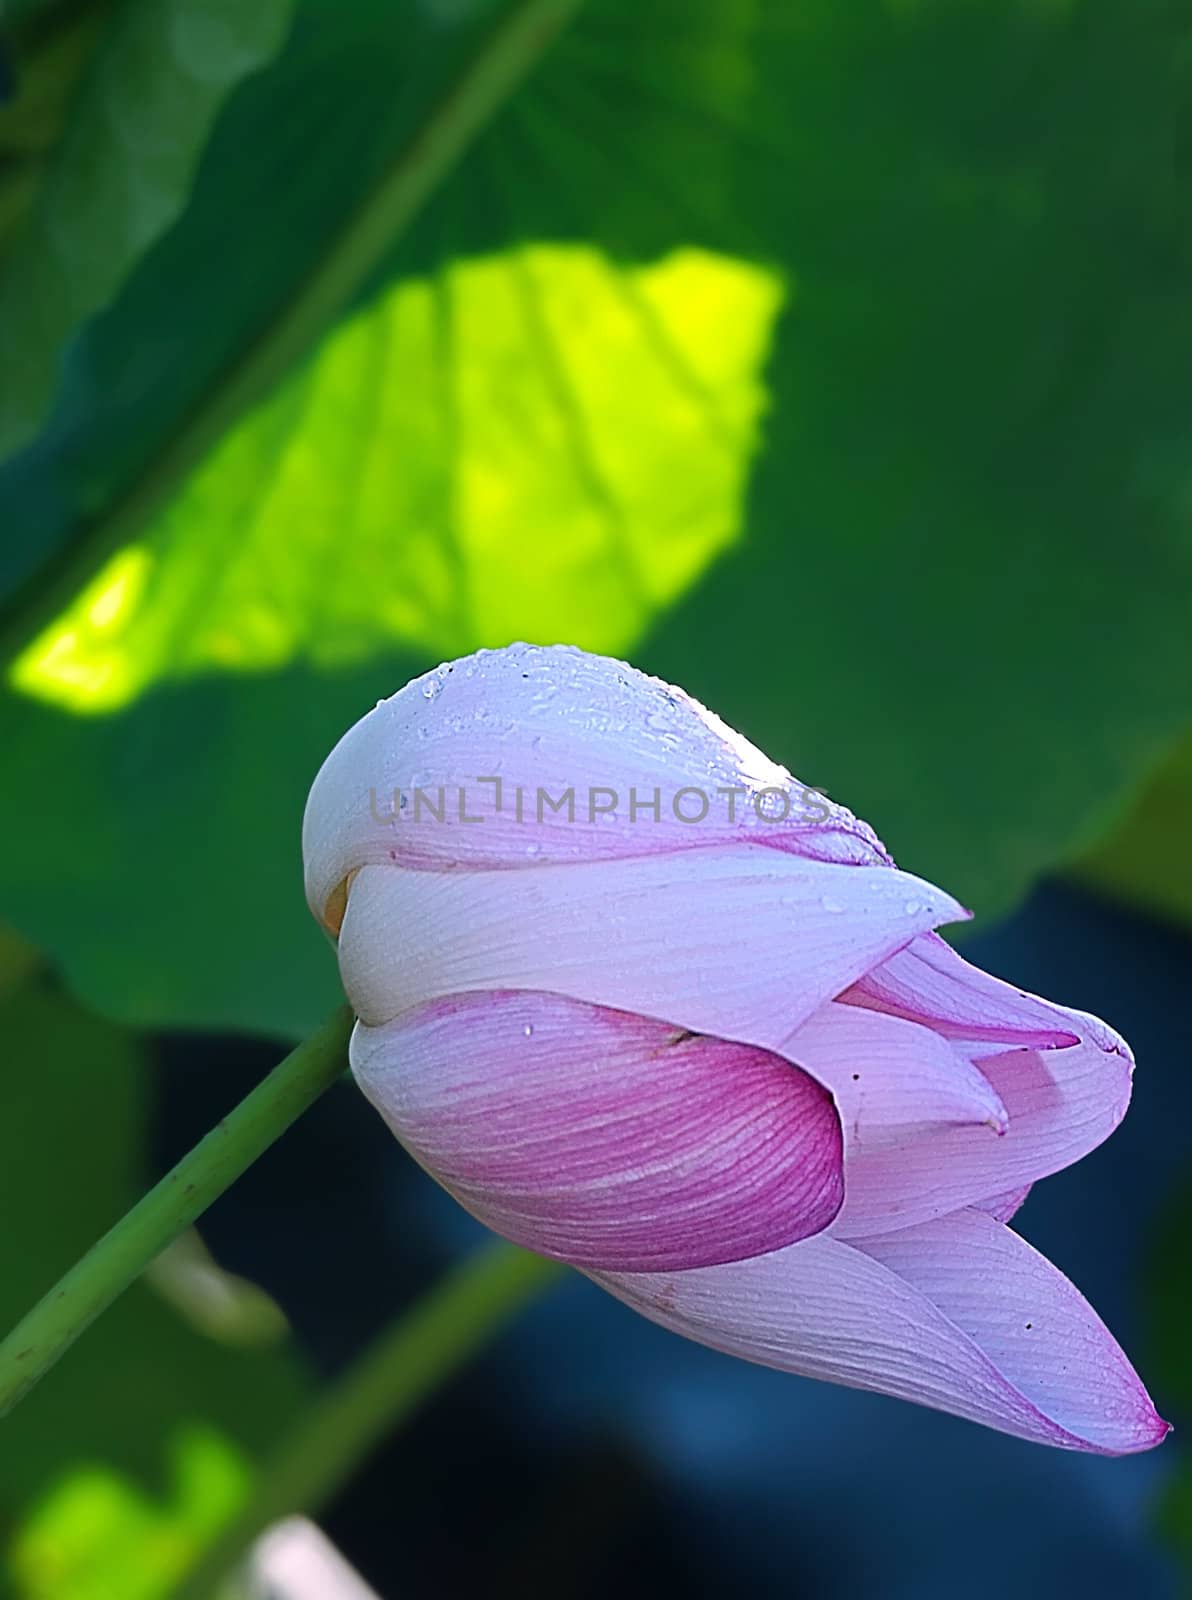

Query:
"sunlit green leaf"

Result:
[[0, 0, 295, 458], [7, 1428, 249, 1600], [11, 244, 781, 710]]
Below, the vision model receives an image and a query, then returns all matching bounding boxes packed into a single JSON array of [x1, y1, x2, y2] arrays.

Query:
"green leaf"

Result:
[[1156, 1463, 1192, 1589], [0, 0, 571, 608], [0, 3, 109, 258], [0, 0, 295, 459], [10, 244, 780, 708], [1073, 733, 1192, 928], [3, 0, 1192, 1036], [0, 977, 309, 1589], [7, 1428, 250, 1600]]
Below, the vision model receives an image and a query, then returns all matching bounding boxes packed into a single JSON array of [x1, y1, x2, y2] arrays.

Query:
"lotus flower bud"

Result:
[[303, 643, 1167, 1453]]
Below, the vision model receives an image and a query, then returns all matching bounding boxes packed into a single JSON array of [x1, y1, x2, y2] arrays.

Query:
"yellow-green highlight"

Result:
[[8, 1428, 249, 1600], [13, 245, 783, 714]]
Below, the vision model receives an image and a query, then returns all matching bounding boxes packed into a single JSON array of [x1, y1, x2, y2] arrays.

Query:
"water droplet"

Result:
[[522, 1024, 534, 1038], [903, 900, 921, 915], [525, 842, 542, 858], [821, 896, 845, 914], [422, 678, 442, 701]]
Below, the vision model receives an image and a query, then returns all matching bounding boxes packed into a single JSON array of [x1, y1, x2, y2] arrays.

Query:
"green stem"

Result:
[[0, 1005, 353, 1419], [0, 0, 584, 666], [172, 1243, 564, 1600]]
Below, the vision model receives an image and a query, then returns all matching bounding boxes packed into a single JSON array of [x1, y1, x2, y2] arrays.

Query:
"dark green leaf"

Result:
[[0, 3, 108, 256], [1074, 733, 1192, 929], [0, 0, 295, 459], [1156, 1463, 1192, 1588]]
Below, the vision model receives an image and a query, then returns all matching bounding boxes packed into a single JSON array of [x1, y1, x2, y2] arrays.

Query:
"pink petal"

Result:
[[977, 1184, 1033, 1224], [781, 1000, 1009, 1139], [303, 642, 888, 930], [855, 1211, 1169, 1451], [822, 938, 1135, 1235], [843, 932, 1080, 1053], [336, 845, 968, 1039], [824, 1030, 1131, 1237], [351, 989, 843, 1271], [591, 1208, 1169, 1453], [782, 1000, 1016, 1235]]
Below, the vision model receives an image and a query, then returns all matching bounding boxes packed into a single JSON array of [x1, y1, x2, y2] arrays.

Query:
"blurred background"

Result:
[[1, 0, 1191, 1594]]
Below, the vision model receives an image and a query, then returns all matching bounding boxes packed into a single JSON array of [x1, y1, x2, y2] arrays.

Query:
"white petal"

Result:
[[591, 1209, 1168, 1453], [303, 642, 887, 930], [782, 1000, 1008, 1139], [336, 844, 968, 1042]]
